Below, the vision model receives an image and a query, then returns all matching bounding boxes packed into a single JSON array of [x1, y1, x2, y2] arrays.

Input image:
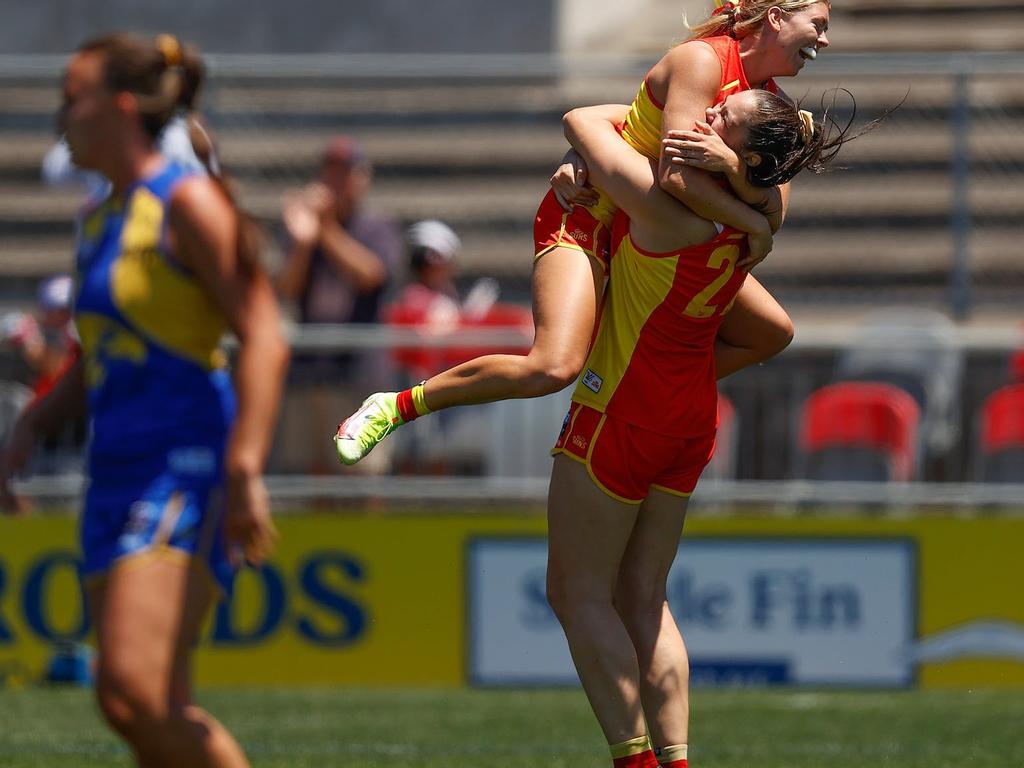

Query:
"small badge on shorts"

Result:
[[559, 409, 572, 440], [582, 369, 603, 394]]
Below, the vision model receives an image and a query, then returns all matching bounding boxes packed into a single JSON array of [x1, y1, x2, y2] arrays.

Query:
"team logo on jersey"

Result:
[[582, 369, 603, 394], [571, 228, 590, 244]]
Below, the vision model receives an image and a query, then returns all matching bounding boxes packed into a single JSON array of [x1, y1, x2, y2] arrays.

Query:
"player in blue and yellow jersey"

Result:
[[335, 0, 832, 468], [548, 91, 853, 768], [0, 33, 288, 767]]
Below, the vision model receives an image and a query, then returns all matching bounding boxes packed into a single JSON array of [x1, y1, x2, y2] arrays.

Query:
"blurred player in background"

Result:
[[549, 92, 851, 768], [0, 33, 288, 767], [335, 0, 831, 467]]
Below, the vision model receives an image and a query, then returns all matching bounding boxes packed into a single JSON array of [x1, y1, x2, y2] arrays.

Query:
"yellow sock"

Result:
[[610, 734, 652, 759], [411, 383, 432, 417], [654, 743, 688, 764]]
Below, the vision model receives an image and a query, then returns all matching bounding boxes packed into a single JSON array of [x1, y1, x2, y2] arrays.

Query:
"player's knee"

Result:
[[545, 570, 572, 623], [757, 314, 795, 360], [615, 573, 667, 625], [545, 569, 594, 626], [95, 668, 166, 741]]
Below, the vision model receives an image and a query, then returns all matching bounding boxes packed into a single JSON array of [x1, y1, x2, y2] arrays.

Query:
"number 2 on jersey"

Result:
[[683, 244, 739, 319]]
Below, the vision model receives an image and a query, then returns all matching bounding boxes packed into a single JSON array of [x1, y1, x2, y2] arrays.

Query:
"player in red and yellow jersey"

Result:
[[336, 1, 831, 472], [548, 89, 852, 768]]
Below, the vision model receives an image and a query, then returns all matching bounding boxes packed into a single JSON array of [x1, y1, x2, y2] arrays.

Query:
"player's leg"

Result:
[[546, 454, 657, 766], [425, 244, 604, 406], [335, 244, 603, 464], [92, 555, 249, 768], [714, 274, 794, 380], [614, 487, 692, 766]]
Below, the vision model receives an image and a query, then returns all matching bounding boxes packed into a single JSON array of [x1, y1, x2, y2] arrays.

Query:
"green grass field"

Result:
[[2, 686, 1023, 767]]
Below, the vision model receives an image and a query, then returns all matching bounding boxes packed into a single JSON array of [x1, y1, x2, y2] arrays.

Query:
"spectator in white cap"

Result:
[[405, 219, 462, 322], [387, 220, 502, 382]]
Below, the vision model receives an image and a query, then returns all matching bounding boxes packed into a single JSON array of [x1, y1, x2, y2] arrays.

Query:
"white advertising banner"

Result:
[[467, 537, 916, 687]]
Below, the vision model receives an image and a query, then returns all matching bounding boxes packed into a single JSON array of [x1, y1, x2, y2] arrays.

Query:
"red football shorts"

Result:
[[533, 189, 613, 274], [552, 402, 717, 504]]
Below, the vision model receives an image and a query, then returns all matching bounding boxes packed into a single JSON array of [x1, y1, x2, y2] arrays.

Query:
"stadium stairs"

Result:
[[0, 0, 1022, 313]]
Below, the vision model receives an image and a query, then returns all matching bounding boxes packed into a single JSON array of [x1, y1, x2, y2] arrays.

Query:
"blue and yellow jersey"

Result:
[[74, 162, 235, 471]]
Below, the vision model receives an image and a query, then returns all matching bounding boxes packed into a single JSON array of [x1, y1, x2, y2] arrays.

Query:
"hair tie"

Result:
[[156, 34, 182, 68], [711, 0, 738, 18], [798, 109, 815, 143]]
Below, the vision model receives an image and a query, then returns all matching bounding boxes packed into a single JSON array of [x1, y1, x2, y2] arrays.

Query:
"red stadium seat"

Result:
[[800, 382, 921, 482], [1010, 348, 1024, 383], [977, 384, 1024, 482]]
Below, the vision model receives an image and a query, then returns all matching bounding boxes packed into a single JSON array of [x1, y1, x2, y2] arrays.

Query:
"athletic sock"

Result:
[[610, 735, 659, 768], [395, 383, 431, 423], [654, 743, 688, 767]]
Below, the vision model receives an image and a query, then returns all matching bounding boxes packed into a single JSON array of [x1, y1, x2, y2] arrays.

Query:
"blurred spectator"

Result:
[[1, 275, 79, 400], [387, 219, 502, 380], [276, 136, 399, 329], [272, 137, 401, 474], [386, 221, 518, 474], [398, 219, 463, 327], [388, 220, 463, 380], [0, 274, 84, 502]]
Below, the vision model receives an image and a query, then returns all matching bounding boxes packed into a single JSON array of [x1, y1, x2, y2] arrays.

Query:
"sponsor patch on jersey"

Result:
[[582, 369, 603, 394]]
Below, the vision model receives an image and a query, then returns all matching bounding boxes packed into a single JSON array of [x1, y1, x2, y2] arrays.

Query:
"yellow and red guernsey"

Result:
[[571, 211, 749, 438], [621, 36, 779, 162]]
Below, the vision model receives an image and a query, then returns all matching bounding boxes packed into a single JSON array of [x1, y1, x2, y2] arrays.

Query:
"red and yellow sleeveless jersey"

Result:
[[571, 211, 749, 437], [621, 36, 779, 161]]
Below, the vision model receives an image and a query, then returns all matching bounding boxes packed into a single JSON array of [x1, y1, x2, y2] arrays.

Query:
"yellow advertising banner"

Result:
[[0, 513, 1021, 687]]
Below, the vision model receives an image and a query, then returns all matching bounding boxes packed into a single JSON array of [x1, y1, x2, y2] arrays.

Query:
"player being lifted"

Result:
[[335, 0, 831, 465]]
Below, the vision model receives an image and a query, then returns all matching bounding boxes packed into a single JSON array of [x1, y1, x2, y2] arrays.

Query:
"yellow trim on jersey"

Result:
[[721, 78, 742, 93], [649, 483, 694, 499], [111, 186, 228, 371]]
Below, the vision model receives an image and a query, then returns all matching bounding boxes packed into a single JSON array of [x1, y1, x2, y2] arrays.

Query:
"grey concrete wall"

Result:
[[0, 0, 557, 54]]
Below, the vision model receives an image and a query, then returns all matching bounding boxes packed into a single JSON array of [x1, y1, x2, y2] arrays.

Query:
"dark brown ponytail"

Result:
[[743, 88, 879, 188]]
